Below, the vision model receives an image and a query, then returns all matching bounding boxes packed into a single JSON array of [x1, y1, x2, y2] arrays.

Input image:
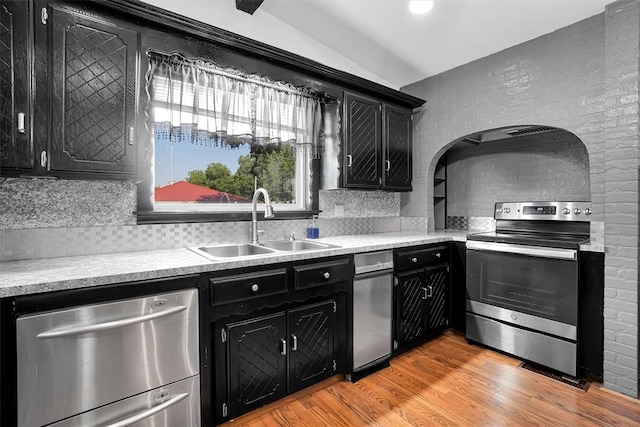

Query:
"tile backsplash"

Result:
[[0, 216, 411, 261], [0, 177, 414, 261], [0, 178, 137, 228], [319, 189, 400, 218]]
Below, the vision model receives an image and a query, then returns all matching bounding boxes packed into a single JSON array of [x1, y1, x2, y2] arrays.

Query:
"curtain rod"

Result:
[[147, 49, 324, 101]]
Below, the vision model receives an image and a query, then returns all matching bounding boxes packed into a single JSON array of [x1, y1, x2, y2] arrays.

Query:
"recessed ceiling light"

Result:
[[409, 0, 434, 15]]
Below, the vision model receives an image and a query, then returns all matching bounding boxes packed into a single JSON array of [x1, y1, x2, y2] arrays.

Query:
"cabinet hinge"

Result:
[[222, 403, 228, 418], [41, 7, 48, 24], [333, 300, 337, 313], [332, 360, 337, 372], [40, 151, 48, 168], [393, 340, 398, 350], [394, 277, 398, 286], [221, 328, 227, 343]]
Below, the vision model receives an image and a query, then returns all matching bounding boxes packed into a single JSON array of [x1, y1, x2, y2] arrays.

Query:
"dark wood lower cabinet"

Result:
[[396, 269, 428, 347], [394, 244, 451, 355], [222, 300, 338, 421], [288, 301, 337, 393], [579, 251, 604, 382], [227, 313, 288, 418], [426, 265, 449, 332], [395, 264, 449, 349]]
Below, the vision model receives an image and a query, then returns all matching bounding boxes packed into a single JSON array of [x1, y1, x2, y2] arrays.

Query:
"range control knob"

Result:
[[563, 208, 571, 215], [503, 207, 511, 214], [584, 208, 592, 215], [574, 208, 581, 215], [496, 208, 503, 214]]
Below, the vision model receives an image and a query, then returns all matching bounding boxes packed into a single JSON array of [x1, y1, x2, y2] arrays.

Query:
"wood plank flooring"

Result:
[[222, 330, 640, 427]]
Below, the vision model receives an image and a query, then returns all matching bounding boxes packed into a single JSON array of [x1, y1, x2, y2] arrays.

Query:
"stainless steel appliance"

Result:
[[349, 250, 394, 378], [16, 289, 200, 427], [466, 201, 591, 376]]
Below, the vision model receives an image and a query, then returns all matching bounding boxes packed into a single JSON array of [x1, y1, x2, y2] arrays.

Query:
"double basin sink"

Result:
[[189, 239, 341, 261]]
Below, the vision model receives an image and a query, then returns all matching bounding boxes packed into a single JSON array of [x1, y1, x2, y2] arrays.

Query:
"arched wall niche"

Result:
[[430, 125, 591, 230]]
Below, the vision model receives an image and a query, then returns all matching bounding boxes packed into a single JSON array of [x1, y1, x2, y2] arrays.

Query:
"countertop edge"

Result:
[[0, 232, 463, 298], [0, 230, 603, 298]]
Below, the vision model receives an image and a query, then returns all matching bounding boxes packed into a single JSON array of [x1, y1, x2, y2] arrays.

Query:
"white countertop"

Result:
[[0, 229, 599, 298], [0, 231, 466, 298]]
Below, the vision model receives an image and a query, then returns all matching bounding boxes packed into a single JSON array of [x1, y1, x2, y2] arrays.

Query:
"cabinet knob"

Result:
[[435, 252, 441, 258], [251, 284, 259, 292], [411, 257, 418, 263], [323, 272, 331, 280]]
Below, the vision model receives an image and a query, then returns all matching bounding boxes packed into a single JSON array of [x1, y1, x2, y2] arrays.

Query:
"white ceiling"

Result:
[[259, 0, 612, 88]]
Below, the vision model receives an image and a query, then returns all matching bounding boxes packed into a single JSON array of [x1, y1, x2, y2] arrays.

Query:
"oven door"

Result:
[[466, 240, 578, 339]]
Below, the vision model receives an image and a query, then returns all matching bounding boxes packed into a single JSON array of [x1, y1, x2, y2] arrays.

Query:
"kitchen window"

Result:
[[140, 50, 323, 219]]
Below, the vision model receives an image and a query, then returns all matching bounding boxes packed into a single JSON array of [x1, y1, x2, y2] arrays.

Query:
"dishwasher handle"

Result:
[[105, 392, 189, 427], [37, 305, 187, 339], [354, 268, 394, 279]]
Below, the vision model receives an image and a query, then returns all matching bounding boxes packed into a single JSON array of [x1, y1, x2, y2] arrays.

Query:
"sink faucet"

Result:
[[251, 188, 275, 245]]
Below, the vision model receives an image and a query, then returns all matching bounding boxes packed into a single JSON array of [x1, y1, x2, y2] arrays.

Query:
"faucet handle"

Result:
[[289, 231, 296, 241], [257, 229, 267, 237]]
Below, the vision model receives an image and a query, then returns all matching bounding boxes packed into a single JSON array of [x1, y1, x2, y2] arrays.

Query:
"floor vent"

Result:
[[520, 362, 591, 392]]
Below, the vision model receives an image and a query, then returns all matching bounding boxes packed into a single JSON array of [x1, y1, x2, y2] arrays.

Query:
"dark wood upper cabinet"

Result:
[[384, 105, 412, 190], [1, 0, 423, 181], [43, 3, 138, 175], [1, 0, 139, 178], [342, 92, 413, 191], [0, 0, 34, 171], [343, 92, 383, 189]]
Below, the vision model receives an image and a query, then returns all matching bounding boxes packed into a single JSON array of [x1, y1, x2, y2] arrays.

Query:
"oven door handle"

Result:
[[466, 241, 577, 260]]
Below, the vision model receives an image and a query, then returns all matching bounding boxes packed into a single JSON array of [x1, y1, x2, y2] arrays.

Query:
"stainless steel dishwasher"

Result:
[[349, 250, 394, 380], [16, 289, 200, 427]]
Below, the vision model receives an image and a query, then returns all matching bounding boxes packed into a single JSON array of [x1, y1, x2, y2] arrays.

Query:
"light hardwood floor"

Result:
[[222, 330, 640, 427]]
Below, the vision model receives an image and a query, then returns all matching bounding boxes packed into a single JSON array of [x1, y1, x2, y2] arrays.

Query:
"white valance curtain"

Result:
[[146, 50, 322, 154]]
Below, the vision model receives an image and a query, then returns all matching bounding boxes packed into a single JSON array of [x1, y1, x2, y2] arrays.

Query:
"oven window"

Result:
[[466, 250, 578, 325]]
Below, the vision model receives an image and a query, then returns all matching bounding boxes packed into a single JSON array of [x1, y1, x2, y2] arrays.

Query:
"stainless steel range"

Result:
[[465, 201, 591, 376]]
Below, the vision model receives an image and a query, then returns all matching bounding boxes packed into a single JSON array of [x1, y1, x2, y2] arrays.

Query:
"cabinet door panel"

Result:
[[395, 270, 427, 347], [384, 105, 411, 190], [343, 92, 382, 188], [47, 4, 138, 175], [427, 264, 449, 332], [227, 312, 287, 419], [0, 0, 33, 170], [288, 300, 336, 392]]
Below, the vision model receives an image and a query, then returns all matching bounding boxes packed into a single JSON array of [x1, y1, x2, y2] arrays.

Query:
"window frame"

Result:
[[136, 52, 324, 224]]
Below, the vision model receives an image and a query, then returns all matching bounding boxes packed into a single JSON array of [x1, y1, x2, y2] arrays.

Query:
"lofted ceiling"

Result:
[[259, 0, 612, 88], [142, 0, 612, 89]]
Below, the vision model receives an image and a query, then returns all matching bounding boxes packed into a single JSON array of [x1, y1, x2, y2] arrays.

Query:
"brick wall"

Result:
[[603, 0, 640, 396], [403, 0, 638, 397]]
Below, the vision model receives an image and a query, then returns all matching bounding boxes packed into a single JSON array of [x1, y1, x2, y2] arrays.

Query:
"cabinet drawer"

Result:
[[293, 259, 352, 290], [210, 269, 288, 305], [396, 245, 448, 271]]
